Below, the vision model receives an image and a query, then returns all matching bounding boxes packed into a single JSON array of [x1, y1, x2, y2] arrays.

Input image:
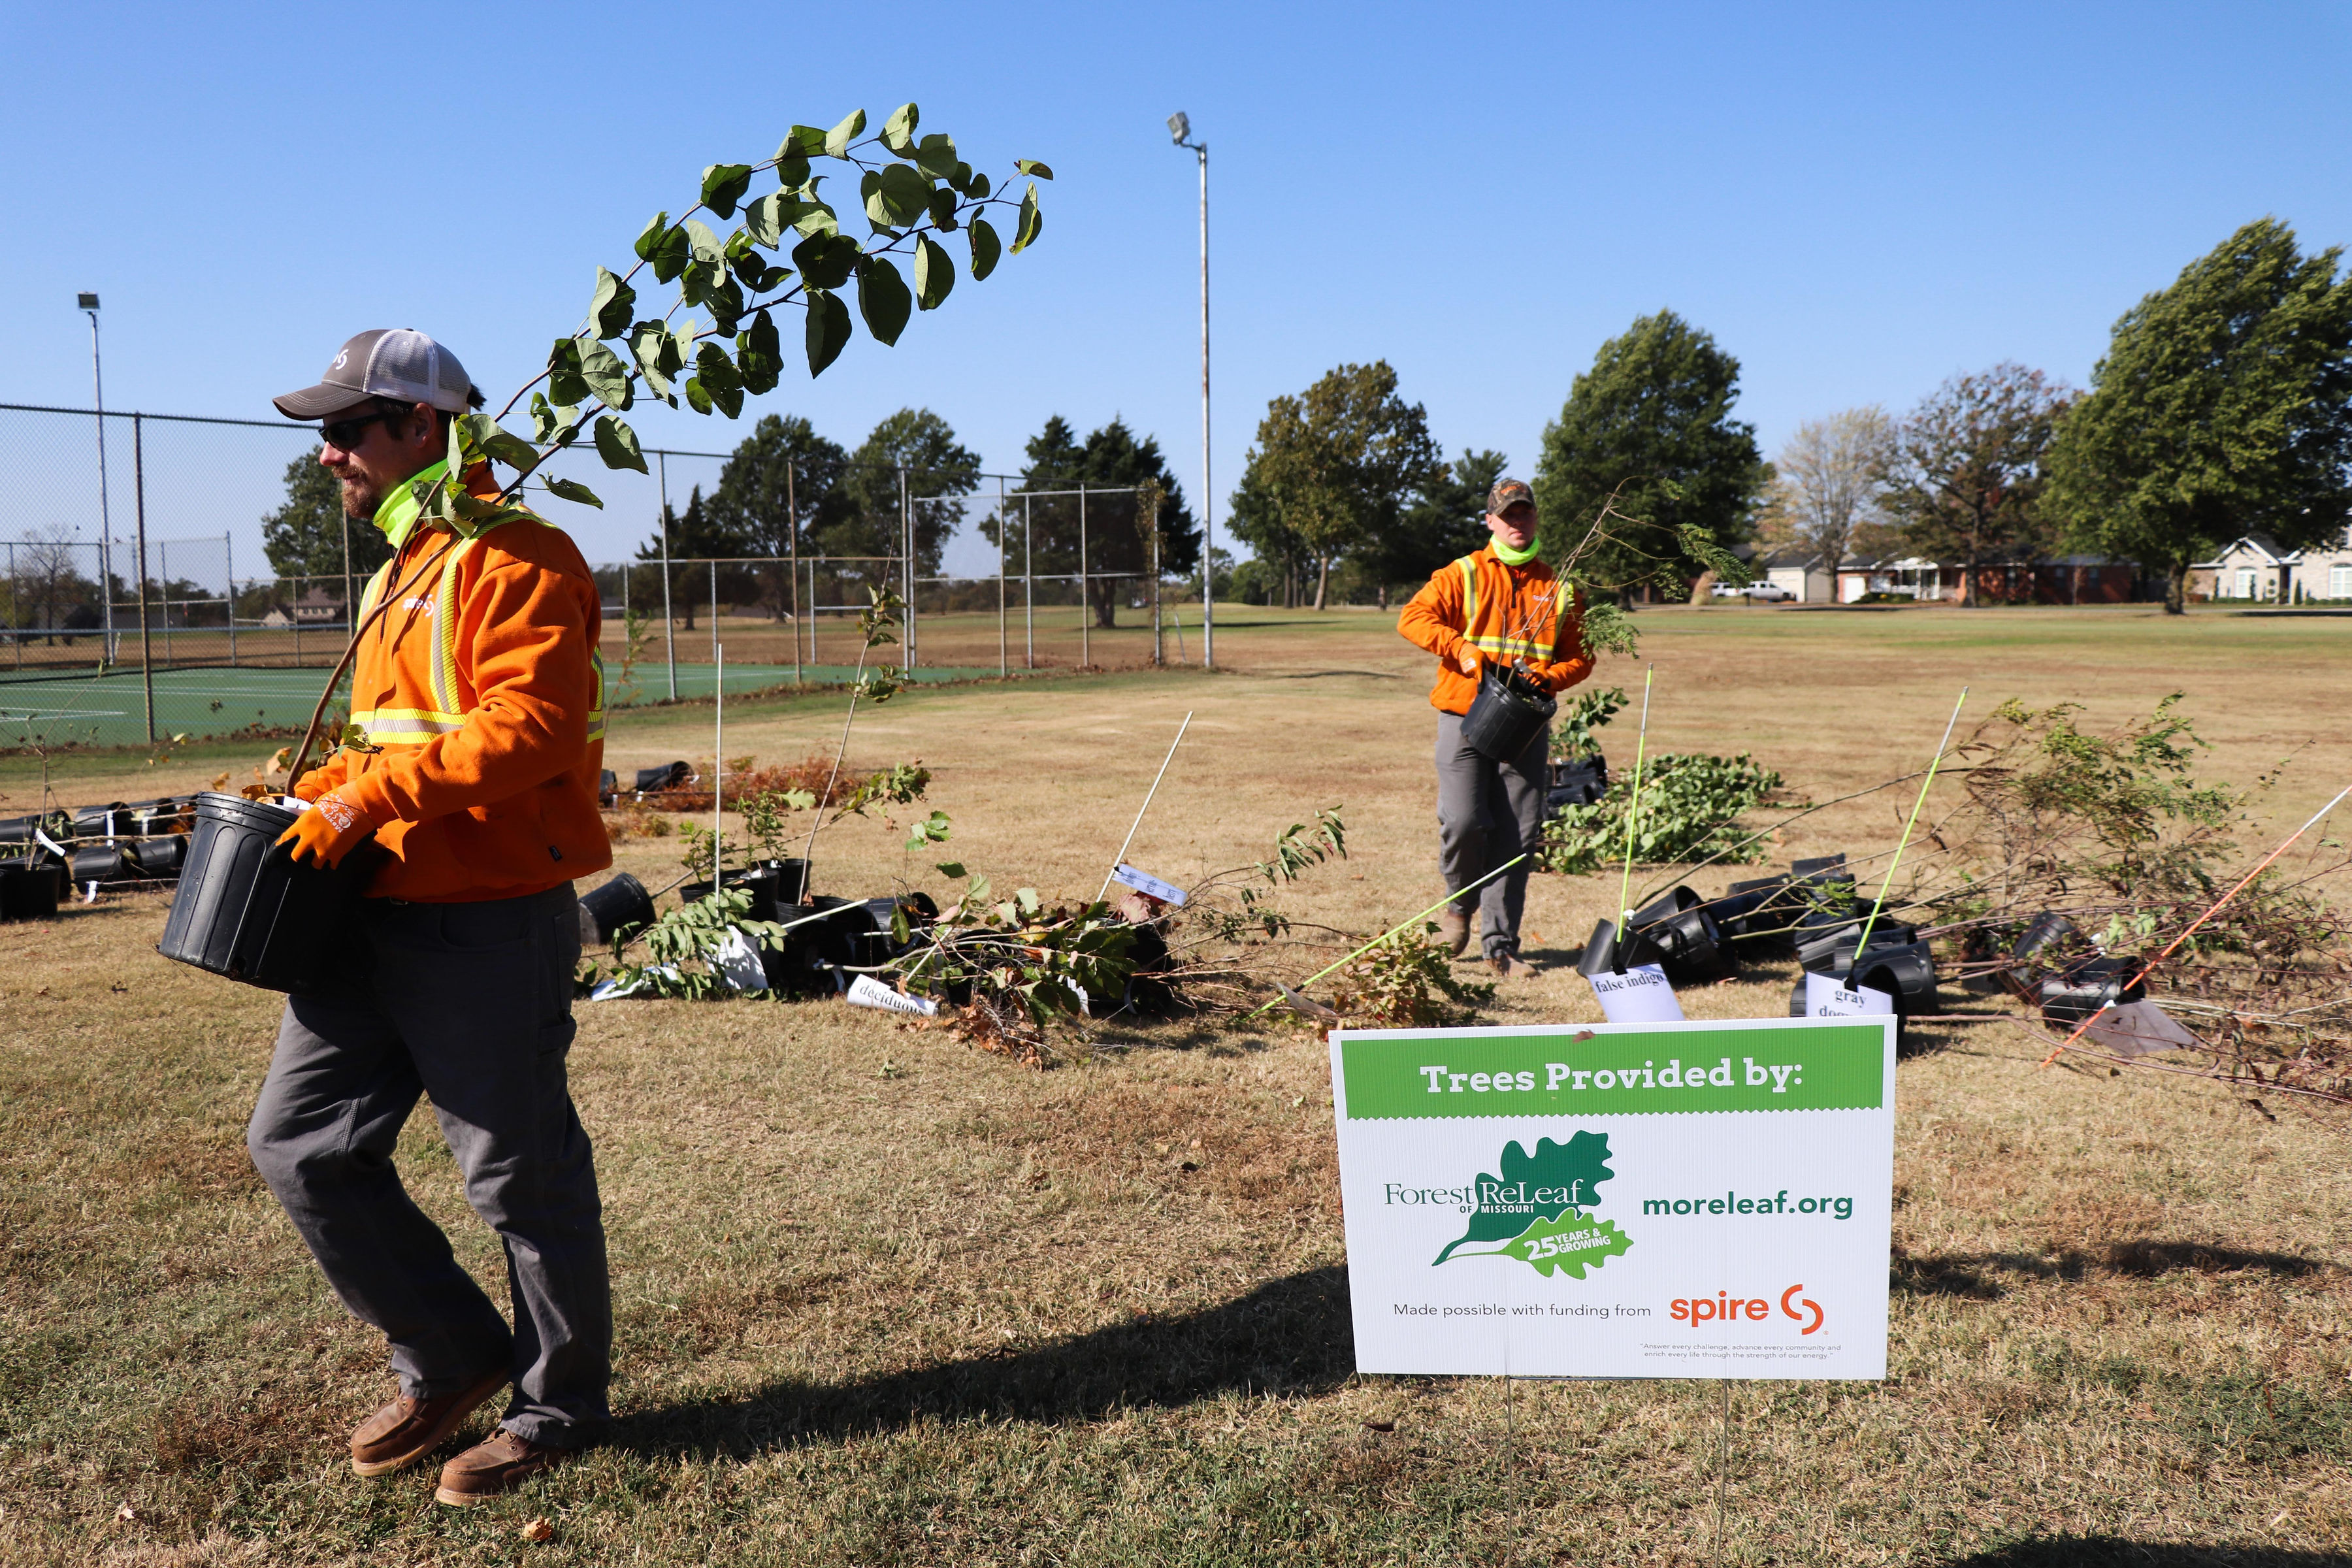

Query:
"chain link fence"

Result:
[[1, 405, 1197, 749]]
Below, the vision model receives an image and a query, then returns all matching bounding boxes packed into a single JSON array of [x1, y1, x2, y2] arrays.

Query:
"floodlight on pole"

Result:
[[80, 291, 116, 665], [1168, 110, 1213, 668]]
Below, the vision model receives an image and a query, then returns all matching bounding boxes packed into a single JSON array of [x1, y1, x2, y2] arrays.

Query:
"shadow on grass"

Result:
[[1895, 1240, 2336, 1299], [615, 1265, 1354, 1460], [1947, 1539, 2352, 1566]]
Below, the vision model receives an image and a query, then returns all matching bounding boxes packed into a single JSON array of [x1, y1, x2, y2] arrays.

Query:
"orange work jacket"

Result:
[[294, 462, 612, 903], [1396, 544, 1594, 715]]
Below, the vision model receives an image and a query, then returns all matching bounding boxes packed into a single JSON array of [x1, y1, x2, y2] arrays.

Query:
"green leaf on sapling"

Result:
[[1014, 159, 1054, 180], [542, 476, 603, 508], [881, 102, 919, 155], [578, 341, 632, 411], [1011, 182, 1043, 253], [825, 108, 867, 157], [913, 235, 954, 310], [700, 163, 755, 218], [589, 267, 637, 339], [875, 163, 932, 227], [737, 309, 781, 396], [546, 338, 589, 406], [968, 216, 1002, 280], [913, 133, 959, 180], [593, 414, 648, 473], [926, 189, 959, 231], [856, 256, 912, 346], [781, 125, 829, 161], [683, 219, 724, 264], [634, 212, 670, 260], [791, 231, 860, 291], [805, 289, 851, 375]]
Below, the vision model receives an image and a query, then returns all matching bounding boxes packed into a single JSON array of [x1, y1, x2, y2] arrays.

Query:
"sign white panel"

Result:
[[1330, 1017, 1894, 1380]]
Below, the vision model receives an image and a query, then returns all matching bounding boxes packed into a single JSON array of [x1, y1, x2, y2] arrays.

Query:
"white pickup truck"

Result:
[[1708, 580, 1795, 602]]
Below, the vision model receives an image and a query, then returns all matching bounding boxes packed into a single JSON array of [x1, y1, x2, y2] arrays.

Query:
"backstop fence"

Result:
[[0, 402, 1196, 749]]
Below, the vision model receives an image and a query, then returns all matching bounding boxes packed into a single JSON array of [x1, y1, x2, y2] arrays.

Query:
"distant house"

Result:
[[1758, 544, 1837, 603], [2200, 529, 2352, 602], [294, 585, 344, 624]]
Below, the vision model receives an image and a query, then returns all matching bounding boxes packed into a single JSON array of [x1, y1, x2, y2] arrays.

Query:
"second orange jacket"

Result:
[[1396, 545, 1594, 715]]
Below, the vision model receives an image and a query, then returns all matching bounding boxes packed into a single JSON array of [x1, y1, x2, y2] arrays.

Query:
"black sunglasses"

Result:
[[319, 408, 406, 451]]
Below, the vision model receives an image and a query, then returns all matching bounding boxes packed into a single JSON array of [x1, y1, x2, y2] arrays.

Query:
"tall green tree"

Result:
[[814, 407, 979, 576], [1222, 464, 1306, 606], [1882, 365, 2070, 603], [705, 413, 853, 618], [2046, 218, 2352, 613], [1232, 361, 1443, 610], [983, 414, 1199, 626], [1359, 447, 1511, 597], [1533, 311, 1765, 604], [261, 446, 394, 581], [634, 485, 751, 629]]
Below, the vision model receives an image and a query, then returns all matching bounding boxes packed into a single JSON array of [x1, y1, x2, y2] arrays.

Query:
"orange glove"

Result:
[[277, 790, 375, 868]]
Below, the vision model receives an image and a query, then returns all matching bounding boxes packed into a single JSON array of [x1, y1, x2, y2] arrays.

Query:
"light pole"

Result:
[[79, 293, 116, 666], [1168, 112, 1213, 669]]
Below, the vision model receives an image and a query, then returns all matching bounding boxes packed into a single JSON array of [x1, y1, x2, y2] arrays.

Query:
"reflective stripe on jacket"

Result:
[[1396, 544, 1595, 715], [295, 464, 612, 903]]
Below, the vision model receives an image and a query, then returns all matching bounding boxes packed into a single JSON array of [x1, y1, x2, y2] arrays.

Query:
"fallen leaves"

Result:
[[520, 1516, 554, 1542]]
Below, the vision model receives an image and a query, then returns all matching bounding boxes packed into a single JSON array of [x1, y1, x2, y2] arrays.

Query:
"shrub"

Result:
[[1541, 753, 1784, 873]]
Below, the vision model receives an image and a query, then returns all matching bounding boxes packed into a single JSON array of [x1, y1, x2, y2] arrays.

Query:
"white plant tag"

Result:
[[845, 974, 940, 1016], [2080, 998, 2200, 1058], [1111, 863, 1188, 906], [1805, 971, 1895, 1017], [587, 964, 679, 1002], [1587, 962, 1685, 1022], [712, 927, 769, 992]]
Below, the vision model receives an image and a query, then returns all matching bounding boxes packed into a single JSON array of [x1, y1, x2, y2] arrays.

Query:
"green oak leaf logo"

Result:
[[1431, 1131, 1629, 1279]]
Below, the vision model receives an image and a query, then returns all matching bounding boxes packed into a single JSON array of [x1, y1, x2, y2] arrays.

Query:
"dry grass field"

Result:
[[2, 602, 2349, 1565]]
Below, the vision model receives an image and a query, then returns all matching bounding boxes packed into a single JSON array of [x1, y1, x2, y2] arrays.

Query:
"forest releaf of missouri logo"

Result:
[[1419, 1132, 1633, 1278]]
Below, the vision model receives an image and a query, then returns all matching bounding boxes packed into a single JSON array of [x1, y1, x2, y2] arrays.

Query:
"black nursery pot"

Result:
[[1460, 666, 1556, 762], [579, 872, 655, 946], [0, 860, 65, 921], [2038, 956, 2147, 1026], [129, 836, 189, 879], [634, 761, 693, 793], [2001, 913, 2078, 1001], [155, 792, 384, 994], [1796, 919, 1918, 977], [1546, 753, 1609, 811], [1852, 940, 1940, 1018], [1626, 887, 1729, 984], [69, 845, 132, 885]]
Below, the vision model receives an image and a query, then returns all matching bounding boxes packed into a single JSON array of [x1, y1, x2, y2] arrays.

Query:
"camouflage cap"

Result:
[[1486, 478, 1536, 516]]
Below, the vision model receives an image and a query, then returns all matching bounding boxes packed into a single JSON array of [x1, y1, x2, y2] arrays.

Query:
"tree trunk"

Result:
[[1091, 576, 1117, 630], [2164, 559, 2187, 615], [1312, 555, 1330, 610]]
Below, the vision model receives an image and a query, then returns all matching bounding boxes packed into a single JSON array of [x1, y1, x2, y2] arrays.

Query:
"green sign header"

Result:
[[1337, 1024, 1886, 1121]]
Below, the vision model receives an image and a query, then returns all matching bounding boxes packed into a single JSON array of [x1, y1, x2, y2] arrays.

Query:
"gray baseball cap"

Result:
[[273, 328, 480, 419]]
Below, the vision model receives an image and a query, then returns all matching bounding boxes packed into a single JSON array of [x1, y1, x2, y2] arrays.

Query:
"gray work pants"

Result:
[[246, 883, 610, 1446], [1435, 712, 1550, 958]]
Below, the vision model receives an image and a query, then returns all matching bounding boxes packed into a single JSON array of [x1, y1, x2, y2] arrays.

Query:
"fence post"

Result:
[[997, 476, 1007, 679], [1023, 494, 1034, 669], [709, 558, 719, 678], [1079, 483, 1089, 668], [133, 414, 154, 742], [659, 451, 678, 702], [899, 466, 916, 678], [224, 532, 238, 667], [160, 538, 173, 670], [8, 542, 18, 670], [1149, 485, 1163, 667], [788, 462, 802, 687]]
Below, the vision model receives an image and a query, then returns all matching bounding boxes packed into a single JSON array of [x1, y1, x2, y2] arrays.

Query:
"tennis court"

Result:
[[0, 660, 995, 749]]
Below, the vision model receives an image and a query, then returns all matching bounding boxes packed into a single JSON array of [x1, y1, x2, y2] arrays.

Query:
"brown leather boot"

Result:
[[1437, 906, 1471, 957], [436, 1429, 568, 1506], [349, 1368, 510, 1477]]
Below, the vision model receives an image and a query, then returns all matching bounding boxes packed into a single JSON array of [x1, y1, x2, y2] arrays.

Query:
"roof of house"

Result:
[[2191, 534, 2300, 570]]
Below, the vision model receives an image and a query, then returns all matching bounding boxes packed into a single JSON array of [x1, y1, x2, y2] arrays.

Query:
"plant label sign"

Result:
[[1328, 1017, 1894, 1380], [1587, 962, 1684, 1023], [1111, 863, 1188, 906], [1802, 971, 1895, 1017]]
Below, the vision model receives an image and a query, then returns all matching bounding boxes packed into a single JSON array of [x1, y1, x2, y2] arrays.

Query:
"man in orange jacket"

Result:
[[1396, 478, 1592, 975], [248, 329, 614, 1507]]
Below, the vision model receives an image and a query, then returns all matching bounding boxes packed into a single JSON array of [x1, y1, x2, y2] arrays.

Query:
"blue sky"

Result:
[[5, 2, 2348, 576]]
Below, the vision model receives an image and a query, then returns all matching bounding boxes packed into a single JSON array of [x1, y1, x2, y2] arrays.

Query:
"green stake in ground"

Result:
[[1614, 664, 1655, 937], [1846, 687, 1967, 981], [1244, 853, 1529, 1021]]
